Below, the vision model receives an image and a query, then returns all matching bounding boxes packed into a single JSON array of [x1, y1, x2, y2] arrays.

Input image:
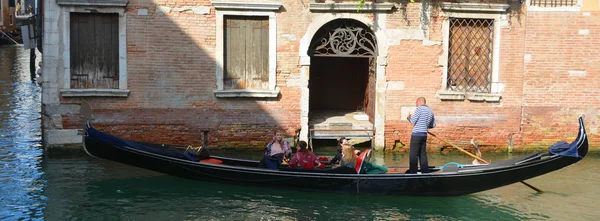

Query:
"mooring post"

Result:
[[201, 129, 209, 149], [198, 120, 220, 157]]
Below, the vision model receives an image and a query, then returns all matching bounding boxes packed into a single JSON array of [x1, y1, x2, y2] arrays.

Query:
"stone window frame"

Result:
[[57, 2, 129, 97], [438, 3, 509, 102], [212, 2, 282, 98]]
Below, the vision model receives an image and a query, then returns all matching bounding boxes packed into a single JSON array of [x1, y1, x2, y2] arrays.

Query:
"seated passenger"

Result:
[[289, 141, 323, 169], [329, 137, 348, 165], [259, 131, 292, 169], [339, 143, 357, 169]]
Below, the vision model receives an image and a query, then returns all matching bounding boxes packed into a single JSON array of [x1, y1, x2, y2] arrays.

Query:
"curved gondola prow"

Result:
[[79, 101, 96, 158], [79, 101, 93, 130], [575, 115, 589, 158]]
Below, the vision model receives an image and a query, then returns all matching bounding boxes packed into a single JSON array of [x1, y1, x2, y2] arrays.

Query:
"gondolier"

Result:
[[407, 97, 436, 174]]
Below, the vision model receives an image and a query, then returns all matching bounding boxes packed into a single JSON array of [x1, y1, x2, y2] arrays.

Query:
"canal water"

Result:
[[2, 45, 599, 220]]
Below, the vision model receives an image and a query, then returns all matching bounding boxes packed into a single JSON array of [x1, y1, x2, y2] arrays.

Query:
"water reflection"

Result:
[[0, 46, 45, 220], [47, 164, 530, 220]]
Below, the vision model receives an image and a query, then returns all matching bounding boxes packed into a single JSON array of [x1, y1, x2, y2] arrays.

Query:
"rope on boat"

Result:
[[440, 162, 464, 169], [184, 145, 203, 154]]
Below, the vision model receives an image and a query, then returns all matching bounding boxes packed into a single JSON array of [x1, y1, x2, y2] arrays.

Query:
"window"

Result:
[[530, 0, 578, 7], [527, 0, 582, 11], [439, 2, 508, 102], [56, 0, 129, 97], [213, 2, 282, 98], [447, 18, 494, 93], [224, 16, 269, 90], [70, 13, 119, 89]]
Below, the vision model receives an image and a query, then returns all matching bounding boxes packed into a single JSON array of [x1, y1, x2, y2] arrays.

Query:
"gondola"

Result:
[[82, 115, 588, 196]]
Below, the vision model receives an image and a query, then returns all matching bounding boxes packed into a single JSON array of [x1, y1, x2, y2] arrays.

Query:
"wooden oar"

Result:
[[0, 30, 20, 44], [428, 132, 543, 193]]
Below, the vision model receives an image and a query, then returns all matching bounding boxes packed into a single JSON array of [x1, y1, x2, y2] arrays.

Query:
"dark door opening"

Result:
[[306, 18, 378, 145], [309, 56, 368, 111]]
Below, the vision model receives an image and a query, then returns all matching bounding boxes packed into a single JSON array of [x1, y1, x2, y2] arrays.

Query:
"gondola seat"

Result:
[[356, 149, 372, 174], [201, 158, 223, 164]]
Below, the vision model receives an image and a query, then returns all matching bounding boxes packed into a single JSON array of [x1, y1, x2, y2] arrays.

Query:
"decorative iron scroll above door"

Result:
[[308, 19, 377, 57]]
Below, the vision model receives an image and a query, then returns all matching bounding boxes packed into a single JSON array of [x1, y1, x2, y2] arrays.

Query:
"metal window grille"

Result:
[[447, 18, 493, 93], [530, 0, 578, 7]]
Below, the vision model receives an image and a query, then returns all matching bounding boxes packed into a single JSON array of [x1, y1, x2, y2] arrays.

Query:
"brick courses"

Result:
[[46, 1, 599, 151]]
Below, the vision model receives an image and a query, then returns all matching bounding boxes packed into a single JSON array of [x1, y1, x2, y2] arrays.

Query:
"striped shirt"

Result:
[[408, 105, 436, 135]]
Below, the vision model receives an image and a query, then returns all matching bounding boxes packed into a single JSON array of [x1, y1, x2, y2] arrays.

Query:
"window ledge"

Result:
[[214, 89, 280, 98], [438, 91, 466, 101], [309, 3, 395, 12], [438, 91, 501, 102], [467, 93, 501, 102], [60, 89, 130, 97]]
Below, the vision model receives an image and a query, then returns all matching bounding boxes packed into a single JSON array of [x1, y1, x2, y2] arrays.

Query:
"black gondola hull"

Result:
[[83, 117, 588, 196]]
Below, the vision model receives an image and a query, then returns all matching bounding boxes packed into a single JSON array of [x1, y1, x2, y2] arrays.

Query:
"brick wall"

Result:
[[383, 2, 599, 151], [1, 0, 17, 33], [522, 9, 600, 147], [59, 0, 304, 148], [50, 1, 599, 151]]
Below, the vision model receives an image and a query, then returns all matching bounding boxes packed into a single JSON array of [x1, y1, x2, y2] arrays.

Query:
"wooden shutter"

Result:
[[70, 13, 119, 89], [224, 16, 269, 89]]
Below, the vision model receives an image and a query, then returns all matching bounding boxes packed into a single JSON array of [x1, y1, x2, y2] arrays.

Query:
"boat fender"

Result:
[[440, 162, 463, 169]]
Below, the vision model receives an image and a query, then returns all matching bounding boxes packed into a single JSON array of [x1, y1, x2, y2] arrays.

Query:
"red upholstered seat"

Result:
[[200, 158, 223, 164], [355, 149, 372, 174]]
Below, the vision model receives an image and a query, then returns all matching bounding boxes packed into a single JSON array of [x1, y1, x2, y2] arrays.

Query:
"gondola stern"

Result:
[[576, 114, 589, 158], [571, 114, 589, 159], [549, 115, 589, 159]]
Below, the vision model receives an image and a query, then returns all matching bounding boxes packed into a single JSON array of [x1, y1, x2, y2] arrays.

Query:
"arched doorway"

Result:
[[307, 19, 377, 146]]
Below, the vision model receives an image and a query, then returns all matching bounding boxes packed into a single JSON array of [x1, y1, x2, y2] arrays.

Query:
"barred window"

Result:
[[530, 0, 578, 7], [447, 18, 494, 93]]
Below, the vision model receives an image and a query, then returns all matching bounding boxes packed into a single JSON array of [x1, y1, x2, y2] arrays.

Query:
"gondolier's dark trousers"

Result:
[[408, 134, 429, 174]]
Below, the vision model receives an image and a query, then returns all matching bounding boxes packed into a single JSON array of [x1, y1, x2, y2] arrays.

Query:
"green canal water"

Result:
[[2, 45, 600, 221], [39, 149, 600, 221]]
